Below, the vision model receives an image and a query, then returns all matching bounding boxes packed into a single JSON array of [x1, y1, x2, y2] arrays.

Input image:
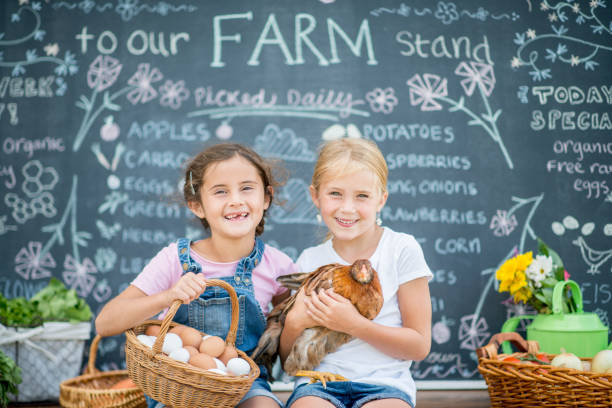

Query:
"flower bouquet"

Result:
[[496, 238, 576, 314]]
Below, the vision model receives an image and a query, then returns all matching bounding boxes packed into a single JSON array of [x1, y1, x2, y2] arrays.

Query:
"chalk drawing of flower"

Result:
[[366, 87, 398, 114], [62, 254, 97, 297], [406, 74, 448, 111], [455, 61, 495, 97], [116, 0, 139, 21], [14, 241, 56, 280], [159, 79, 190, 109], [87, 55, 122, 92], [434, 2, 459, 25], [490, 209, 518, 237], [458, 314, 490, 350], [127, 63, 163, 104]]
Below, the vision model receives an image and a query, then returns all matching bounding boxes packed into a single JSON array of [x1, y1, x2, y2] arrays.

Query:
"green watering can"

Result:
[[501, 279, 610, 357]]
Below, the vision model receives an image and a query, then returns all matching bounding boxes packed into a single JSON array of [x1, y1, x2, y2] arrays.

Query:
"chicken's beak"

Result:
[[355, 263, 372, 284]]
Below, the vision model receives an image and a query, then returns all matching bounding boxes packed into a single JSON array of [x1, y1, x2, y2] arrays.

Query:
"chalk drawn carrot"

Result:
[[407, 62, 513, 169], [511, 0, 611, 81]]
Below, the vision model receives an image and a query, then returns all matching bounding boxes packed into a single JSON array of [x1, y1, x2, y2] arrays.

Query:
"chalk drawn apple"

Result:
[[100, 116, 120, 142], [215, 122, 233, 140]]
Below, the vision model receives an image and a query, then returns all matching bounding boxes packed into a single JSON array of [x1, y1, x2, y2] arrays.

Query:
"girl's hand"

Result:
[[305, 289, 364, 335], [286, 288, 317, 331], [166, 272, 207, 305]]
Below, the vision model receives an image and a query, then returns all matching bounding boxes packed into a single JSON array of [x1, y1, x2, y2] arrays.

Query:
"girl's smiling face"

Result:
[[311, 169, 387, 243], [189, 155, 270, 240]]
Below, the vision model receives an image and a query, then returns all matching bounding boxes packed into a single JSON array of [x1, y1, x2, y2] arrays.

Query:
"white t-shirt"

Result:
[[295, 227, 433, 403]]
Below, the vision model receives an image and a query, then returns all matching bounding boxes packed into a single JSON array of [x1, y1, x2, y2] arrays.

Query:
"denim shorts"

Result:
[[285, 381, 414, 408], [145, 378, 282, 408]]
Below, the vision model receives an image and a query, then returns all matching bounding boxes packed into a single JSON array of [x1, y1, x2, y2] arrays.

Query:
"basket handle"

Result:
[[150, 279, 239, 356], [84, 334, 102, 375], [476, 332, 540, 360]]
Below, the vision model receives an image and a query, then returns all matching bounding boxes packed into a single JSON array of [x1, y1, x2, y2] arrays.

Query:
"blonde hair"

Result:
[[312, 138, 388, 194]]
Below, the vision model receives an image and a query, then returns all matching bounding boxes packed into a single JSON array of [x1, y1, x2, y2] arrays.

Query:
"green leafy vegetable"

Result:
[[0, 278, 91, 327], [31, 278, 92, 323], [0, 349, 21, 408]]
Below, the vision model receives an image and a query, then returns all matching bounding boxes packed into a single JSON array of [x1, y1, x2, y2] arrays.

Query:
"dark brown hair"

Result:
[[183, 143, 282, 236]]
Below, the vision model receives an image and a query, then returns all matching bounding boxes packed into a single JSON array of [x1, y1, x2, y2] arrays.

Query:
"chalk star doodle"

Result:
[[512, 0, 612, 81], [0, 3, 78, 77], [407, 62, 513, 169]]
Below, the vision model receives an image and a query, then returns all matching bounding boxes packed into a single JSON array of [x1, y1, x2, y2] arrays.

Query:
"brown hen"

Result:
[[251, 259, 383, 380]]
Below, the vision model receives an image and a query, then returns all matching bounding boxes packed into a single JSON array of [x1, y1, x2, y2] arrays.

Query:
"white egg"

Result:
[[162, 333, 183, 355], [137, 334, 154, 348], [226, 358, 251, 376], [213, 357, 226, 370], [207, 368, 227, 375], [168, 347, 190, 363]]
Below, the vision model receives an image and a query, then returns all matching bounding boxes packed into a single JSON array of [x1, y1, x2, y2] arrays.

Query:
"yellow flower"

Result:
[[496, 252, 533, 298]]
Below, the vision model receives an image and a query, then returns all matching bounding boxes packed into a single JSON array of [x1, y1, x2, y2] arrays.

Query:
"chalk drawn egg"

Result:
[[346, 123, 362, 139], [107, 175, 121, 190], [604, 224, 612, 236], [563, 216, 579, 230], [322, 124, 346, 141], [551, 222, 565, 236], [216, 123, 233, 140], [432, 321, 451, 344], [581, 222, 595, 236]]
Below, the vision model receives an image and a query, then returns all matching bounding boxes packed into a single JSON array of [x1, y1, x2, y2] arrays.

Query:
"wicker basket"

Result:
[[125, 279, 260, 408], [477, 332, 612, 408], [59, 334, 147, 408]]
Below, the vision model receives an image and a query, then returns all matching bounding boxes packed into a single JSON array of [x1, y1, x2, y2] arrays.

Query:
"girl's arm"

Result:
[[95, 272, 207, 337], [304, 276, 432, 361]]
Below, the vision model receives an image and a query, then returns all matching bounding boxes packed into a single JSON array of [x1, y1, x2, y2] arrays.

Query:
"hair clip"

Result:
[[189, 171, 196, 195]]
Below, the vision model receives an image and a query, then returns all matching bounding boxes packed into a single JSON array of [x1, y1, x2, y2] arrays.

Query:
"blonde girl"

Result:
[[281, 138, 432, 408], [96, 143, 297, 408]]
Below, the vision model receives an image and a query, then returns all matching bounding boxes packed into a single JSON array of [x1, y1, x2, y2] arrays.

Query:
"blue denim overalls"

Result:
[[146, 237, 270, 408]]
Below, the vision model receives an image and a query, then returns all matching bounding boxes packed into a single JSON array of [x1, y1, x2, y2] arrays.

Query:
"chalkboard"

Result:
[[1, 0, 611, 385]]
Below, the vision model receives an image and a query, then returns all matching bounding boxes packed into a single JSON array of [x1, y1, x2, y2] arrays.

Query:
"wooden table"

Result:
[[8, 390, 492, 407]]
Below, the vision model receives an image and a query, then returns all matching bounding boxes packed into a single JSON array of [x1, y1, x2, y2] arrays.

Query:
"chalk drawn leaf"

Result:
[[551, 25, 568, 36], [103, 92, 121, 111], [74, 231, 92, 247], [584, 60, 598, 70], [545, 49, 557, 62], [12, 64, 25, 76], [513, 32, 525, 45], [25, 49, 37, 62], [34, 30, 45, 41], [41, 223, 65, 245]]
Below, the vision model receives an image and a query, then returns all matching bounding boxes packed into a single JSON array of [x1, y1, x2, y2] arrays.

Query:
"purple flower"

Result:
[[455, 61, 496, 97], [127, 63, 163, 104], [87, 55, 122, 92], [366, 87, 399, 114], [14, 241, 55, 280], [406, 74, 448, 111]]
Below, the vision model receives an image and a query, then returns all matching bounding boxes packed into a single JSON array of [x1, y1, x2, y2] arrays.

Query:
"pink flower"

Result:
[[127, 63, 163, 104], [87, 55, 122, 92], [490, 210, 518, 236], [366, 87, 398, 114], [455, 61, 496, 97], [406, 74, 448, 111], [564, 270, 571, 280], [14, 241, 55, 280], [62, 255, 97, 297], [159, 80, 190, 110]]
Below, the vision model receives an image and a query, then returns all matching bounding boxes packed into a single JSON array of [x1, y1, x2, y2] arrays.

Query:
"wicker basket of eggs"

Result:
[[125, 279, 260, 408]]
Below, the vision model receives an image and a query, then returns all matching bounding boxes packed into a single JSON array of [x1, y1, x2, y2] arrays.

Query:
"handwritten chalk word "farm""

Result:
[[531, 110, 612, 131], [76, 26, 190, 56], [212, 12, 377, 67], [395, 32, 493, 65], [532, 85, 612, 105]]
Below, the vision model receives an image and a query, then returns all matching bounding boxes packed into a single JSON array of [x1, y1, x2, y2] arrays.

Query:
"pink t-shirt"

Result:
[[131, 241, 297, 316]]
